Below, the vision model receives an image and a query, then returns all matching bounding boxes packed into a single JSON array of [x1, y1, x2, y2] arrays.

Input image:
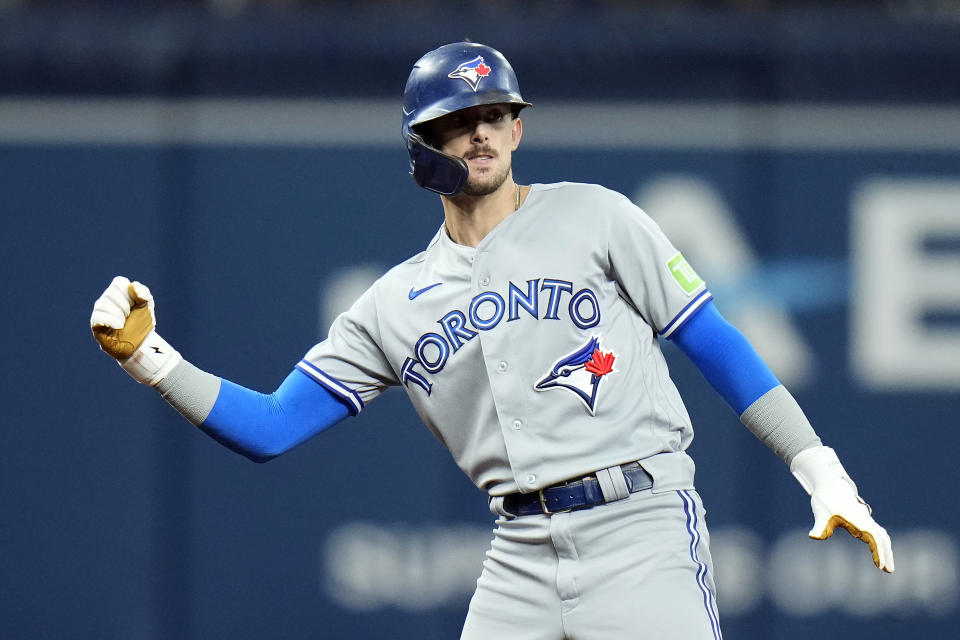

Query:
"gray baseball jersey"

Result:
[[299, 181, 712, 497]]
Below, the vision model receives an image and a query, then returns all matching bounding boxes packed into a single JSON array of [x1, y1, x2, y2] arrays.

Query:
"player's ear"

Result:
[[511, 117, 523, 151]]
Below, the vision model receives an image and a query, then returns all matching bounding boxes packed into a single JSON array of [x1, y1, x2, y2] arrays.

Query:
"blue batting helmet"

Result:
[[402, 42, 531, 195]]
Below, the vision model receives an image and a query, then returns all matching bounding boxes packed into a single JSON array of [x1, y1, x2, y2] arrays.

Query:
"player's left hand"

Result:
[[791, 445, 894, 573]]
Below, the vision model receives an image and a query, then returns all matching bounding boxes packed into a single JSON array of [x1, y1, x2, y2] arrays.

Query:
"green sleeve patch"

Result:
[[666, 253, 705, 295]]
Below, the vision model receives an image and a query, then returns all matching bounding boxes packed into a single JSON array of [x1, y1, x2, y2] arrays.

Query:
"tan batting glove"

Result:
[[90, 276, 182, 386], [791, 445, 894, 573]]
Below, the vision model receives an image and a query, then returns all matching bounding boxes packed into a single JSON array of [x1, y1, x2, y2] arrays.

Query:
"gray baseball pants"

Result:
[[460, 488, 722, 640]]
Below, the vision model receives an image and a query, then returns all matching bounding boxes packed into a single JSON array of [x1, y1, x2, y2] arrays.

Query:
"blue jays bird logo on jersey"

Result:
[[448, 56, 492, 92], [535, 336, 616, 415]]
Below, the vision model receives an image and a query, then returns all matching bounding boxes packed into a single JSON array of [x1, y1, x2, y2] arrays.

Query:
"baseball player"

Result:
[[90, 42, 893, 639]]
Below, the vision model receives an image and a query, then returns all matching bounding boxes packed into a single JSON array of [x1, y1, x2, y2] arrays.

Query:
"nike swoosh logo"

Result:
[[408, 282, 442, 300], [403, 106, 416, 116]]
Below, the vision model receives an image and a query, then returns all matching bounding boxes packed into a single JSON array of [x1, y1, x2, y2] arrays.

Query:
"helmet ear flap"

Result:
[[407, 132, 468, 196]]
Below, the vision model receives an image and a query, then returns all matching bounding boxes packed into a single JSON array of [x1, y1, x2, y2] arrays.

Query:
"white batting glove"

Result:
[[791, 445, 894, 573], [90, 276, 182, 386]]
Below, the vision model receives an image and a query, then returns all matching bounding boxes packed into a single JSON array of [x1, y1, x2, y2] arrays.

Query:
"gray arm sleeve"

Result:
[[154, 359, 222, 426], [739, 384, 822, 465]]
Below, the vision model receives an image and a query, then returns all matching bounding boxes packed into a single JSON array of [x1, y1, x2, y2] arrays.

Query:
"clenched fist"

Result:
[[91, 276, 181, 385]]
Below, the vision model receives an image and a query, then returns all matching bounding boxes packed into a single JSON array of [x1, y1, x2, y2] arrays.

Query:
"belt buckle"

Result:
[[538, 489, 554, 515], [538, 487, 573, 516]]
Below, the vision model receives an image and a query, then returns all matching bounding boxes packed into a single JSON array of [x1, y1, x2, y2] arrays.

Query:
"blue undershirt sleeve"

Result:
[[200, 368, 352, 463], [668, 300, 780, 415]]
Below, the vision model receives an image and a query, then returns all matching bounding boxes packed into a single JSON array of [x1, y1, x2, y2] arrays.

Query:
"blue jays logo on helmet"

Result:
[[535, 337, 617, 415], [448, 55, 492, 92]]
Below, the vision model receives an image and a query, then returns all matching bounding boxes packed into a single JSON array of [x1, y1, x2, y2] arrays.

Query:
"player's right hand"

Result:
[[90, 276, 182, 386], [91, 276, 156, 359]]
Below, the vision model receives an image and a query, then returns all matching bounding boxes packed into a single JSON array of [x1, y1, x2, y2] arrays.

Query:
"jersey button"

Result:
[[479, 276, 490, 287], [526, 474, 537, 485], [512, 419, 522, 430], [498, 360, 508, 372]]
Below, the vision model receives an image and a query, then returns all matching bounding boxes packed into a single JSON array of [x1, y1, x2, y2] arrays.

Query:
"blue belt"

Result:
[[503, 462, 654, 517]]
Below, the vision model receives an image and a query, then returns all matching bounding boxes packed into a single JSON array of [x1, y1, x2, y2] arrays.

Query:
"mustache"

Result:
[[463, 147, 497, 160]]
